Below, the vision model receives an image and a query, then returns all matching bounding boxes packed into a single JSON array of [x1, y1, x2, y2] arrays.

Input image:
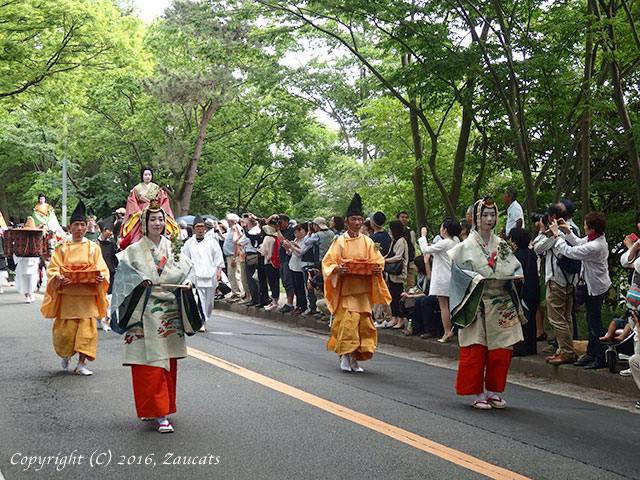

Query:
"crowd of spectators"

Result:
[[195, 189, 638, 401]]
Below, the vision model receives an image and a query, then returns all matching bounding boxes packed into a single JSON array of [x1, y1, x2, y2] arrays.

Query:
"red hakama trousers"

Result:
[[131, 359, 177, 418], [455, 345, 512, 395]]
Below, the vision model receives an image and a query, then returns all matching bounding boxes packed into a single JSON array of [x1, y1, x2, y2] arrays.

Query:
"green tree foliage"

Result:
[[1, 0, 639, 248]]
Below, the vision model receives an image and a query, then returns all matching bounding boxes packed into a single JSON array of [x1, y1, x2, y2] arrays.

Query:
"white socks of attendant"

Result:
[[340, 355, 352, 372]]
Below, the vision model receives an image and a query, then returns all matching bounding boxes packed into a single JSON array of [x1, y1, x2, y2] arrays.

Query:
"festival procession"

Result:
[[1, 0, 640, 479]]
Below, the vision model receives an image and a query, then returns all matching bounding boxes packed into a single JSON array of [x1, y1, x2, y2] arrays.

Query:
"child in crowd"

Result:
[[599, 316, 633, 343]]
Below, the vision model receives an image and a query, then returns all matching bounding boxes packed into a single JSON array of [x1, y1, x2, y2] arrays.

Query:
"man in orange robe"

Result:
[[41, 201, 109, 376], [322, 193, 391, 372]]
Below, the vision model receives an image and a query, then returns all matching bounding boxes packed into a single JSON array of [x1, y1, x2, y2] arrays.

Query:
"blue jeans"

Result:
[[584, 292, 606, 362]]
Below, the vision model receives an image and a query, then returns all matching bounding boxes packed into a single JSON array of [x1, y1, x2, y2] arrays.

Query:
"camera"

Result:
[[531, 211, 549, 226]]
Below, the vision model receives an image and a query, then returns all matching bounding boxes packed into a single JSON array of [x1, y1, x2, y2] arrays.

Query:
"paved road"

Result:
[[0, 288, 638, 480]]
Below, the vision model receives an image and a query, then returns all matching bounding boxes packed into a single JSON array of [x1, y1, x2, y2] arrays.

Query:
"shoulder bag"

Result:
[[384, 239, 403, 275]]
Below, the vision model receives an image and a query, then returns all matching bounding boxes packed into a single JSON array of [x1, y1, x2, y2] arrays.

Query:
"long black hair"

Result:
[[389, 219, 404, 241]]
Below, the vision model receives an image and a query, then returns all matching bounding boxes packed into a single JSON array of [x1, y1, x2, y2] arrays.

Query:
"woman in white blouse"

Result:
[[418, 218, 461, 343]]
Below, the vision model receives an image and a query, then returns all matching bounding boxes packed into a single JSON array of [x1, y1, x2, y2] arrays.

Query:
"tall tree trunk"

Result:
[[473, 126, 489, 202], [402, 54, 428, 227], [449, 82, 474, 211], [459, 10, 537, 217], [408, 100, 427, 228], [360, 66, 368, 164], [179, 100, 218, 216], [580, 0, 594, 215], [594, 0, 640, 203]]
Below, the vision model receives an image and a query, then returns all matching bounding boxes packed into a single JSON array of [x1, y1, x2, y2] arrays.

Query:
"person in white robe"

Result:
[[15, 255, 40, 303], [182, 215, 224, 329], [12, 218, 43, 303]]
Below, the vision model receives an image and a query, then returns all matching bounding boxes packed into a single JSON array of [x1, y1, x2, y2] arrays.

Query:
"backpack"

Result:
[[271, 238, 281, 268], [551, 250, 581, 285], [556, 255, 582, 276], [558, 223, 582, 276]]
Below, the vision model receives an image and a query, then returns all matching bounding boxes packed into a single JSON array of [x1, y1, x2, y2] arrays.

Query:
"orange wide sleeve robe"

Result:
[[322, 234, 391, 360], [41, 240, 110, 361]]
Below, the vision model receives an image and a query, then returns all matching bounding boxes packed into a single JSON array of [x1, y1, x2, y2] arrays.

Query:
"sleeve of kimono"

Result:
[[40, 247, 63, 318], [368, 239, 392, 305], [92, 242, 110, 283], [156, 188, 175, 220], [124, 188, 142, 218], [46, 246, 64, 284], [89, 241, 110, 318]]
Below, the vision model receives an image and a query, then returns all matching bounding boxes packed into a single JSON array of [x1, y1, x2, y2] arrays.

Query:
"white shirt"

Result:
[[288, 237, 305, 272], [238, 225, 261, 254], [554, 233, 611, 296], [418, 236, 459, 297], [533, 233, 578, 287], [505, 201, 524, 235]]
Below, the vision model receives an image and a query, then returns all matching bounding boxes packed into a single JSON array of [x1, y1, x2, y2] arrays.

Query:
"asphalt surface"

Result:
[[0, 287, 639, 480]]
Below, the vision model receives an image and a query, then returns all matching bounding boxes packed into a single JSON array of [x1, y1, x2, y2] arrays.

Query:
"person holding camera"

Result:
[[283, 223, 312, 315], [550, 212, 611, 370], [222, 213, 246, 301], [533, 202, 579, 365], [418, 218, 461, 343], [259, 218, 281, 311], [274, 214, 296, 313], [238, 215, 262, 307]]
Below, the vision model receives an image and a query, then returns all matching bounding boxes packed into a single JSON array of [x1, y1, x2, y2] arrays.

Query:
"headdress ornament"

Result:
[[472, 196, 498, 231], [142, 199, 166, 236]]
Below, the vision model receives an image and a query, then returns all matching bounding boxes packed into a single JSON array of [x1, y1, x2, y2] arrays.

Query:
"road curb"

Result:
[[214, 301, 639, 398]]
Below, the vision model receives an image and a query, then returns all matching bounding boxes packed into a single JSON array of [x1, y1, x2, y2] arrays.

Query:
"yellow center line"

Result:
[[187, 346, 531, 480]]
